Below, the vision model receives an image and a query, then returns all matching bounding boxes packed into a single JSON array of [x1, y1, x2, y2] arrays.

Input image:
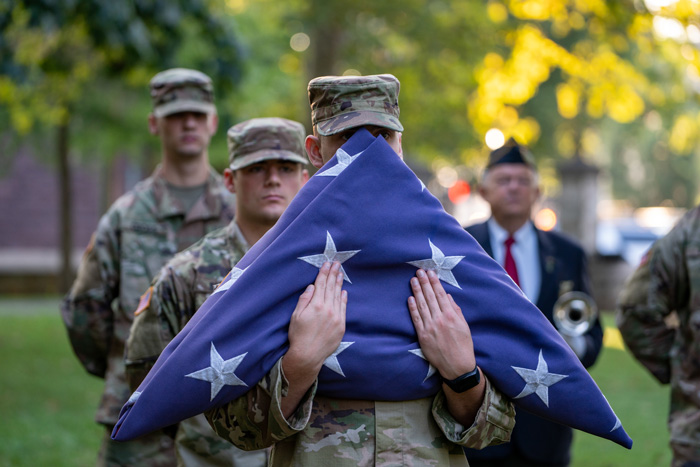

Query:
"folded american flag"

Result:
[[112, 128, 632, 449]]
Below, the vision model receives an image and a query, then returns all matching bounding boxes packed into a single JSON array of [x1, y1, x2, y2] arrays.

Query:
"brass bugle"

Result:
[[552, 291, 598, 337]]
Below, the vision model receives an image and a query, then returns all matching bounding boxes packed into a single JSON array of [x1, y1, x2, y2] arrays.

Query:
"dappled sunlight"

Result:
[[604, 327, 626, 351], [556, 82, 581, 119], [224, 0, 248, 14], [470, 21, 651, 136], [669, 114, 698, 152]]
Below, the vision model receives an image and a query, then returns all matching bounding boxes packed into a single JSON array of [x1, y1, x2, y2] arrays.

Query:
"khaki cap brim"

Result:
[[230, 149, 308, 171], [316, 110, 404, 136], [154, 100, 216, 118]]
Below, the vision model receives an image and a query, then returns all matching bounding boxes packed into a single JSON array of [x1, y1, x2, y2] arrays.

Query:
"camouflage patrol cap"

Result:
[[308, 74, 404, 136], [150, 68, 216, 118], [227, 117, 308, 170], [486, 137, 536, 170]]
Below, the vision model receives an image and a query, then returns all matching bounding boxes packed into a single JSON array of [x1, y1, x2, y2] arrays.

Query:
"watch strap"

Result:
[[442, 365, 481, 393]]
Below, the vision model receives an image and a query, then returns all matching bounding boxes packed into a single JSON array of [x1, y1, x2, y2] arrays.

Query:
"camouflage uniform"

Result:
[[206, 74, 516, 466], [206, 358, 515, 467], [617, 206, 700, 466], [127, 222, 268, 466], [61, 68, 234, 466], [124, 117, 308, 466]]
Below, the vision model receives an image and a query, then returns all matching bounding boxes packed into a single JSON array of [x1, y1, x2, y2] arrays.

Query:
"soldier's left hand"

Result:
[[407, 269, 476, 380]]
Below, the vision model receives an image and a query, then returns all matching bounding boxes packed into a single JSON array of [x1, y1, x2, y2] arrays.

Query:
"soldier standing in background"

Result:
[[125, 117, 309, 466], [617, 205, 700, 467], [61, 68, 235, 465]]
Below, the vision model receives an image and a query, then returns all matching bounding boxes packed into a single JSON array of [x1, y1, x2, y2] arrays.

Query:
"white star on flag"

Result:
[[611, 416, 622, 432], [409, 348, 437, 382], [298, 231, 360, 283], [323, 342, 354, 376], [407, 239, 465, 289], [186, 342, 248, 401], [512, 349, 568, 407], [127, 391, 141, 404], [318, 148, 363, 177], [602, 394, 623, 432], [212, 267, 246, 295]]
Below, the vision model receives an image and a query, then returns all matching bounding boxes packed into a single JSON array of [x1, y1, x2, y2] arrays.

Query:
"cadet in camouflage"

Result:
[[205, 74, 516, 467], [125, 117, 309, 466], [61, 68, 234, 466], [617, 205, 700, 467]]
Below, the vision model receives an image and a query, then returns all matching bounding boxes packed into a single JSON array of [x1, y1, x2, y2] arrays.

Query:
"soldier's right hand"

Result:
[[285, 262, 347, 379], [280, 262, 347, 418]]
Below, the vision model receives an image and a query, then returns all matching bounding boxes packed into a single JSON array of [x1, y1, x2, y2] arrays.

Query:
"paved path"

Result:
[[0, 297, 61, 315]]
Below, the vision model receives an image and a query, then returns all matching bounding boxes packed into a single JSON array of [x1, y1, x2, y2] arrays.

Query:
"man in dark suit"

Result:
[[464, 138, 604, 467]]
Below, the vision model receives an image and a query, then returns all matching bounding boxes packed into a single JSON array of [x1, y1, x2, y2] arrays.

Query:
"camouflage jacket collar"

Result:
[[151, 166, 230, 222], [228, 220, 251, 254]]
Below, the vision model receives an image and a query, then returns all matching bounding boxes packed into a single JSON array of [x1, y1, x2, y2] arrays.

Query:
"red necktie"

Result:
[[504, 236, 520, 286]]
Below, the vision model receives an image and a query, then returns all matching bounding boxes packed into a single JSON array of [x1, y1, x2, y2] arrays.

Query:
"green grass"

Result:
[[0, 298, 103, 466], [571, 313, 671, 466], [0, 300, 672, 466]]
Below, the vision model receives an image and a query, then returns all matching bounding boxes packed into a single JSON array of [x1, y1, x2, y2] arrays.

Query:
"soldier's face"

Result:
[[479, 163, 540, 222], [306, 126, 403, 168], [228, 160, 309, 228], [150, 111, 218, 159]]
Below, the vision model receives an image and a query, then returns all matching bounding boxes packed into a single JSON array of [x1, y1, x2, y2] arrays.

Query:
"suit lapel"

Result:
[[536, 227, 558, 313], [468, 222, 493, 257]]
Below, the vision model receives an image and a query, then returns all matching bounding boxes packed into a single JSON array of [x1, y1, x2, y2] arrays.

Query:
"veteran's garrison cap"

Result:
[[486, 137, 536, 170]]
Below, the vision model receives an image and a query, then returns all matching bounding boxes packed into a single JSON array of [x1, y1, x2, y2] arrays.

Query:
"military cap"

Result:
[[150, 68, 216, 118], [486, 137, 536, 170], [308, 74, 404, 136], [227, 117, 308, 170]]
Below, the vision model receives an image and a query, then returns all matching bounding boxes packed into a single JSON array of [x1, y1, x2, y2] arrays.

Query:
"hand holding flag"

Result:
[[281, 261, 348, 417]]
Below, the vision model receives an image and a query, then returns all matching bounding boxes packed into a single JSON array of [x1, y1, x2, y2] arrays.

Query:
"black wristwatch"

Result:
[[442, 365, 481, 393]]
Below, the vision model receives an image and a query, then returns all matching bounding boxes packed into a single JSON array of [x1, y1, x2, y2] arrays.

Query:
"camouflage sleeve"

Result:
[[616, 220, 688, 384], [124, 284, 161, 391], [431, 375, 515, 449], [60, 214, 120, 378], [125, 262, 197, 391], [206, 358, 316, 450]]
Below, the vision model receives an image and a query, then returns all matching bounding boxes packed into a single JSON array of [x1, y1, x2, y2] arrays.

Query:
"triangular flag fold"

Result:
[[112, 129, 632, 449]]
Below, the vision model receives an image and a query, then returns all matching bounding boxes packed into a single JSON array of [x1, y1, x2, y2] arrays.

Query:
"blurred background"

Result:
[[0, 1, 697, 464], [2, 0, 699, 299]]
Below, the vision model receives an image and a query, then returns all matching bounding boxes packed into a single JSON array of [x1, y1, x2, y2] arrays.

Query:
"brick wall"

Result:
[[0, 149, 139, 294]]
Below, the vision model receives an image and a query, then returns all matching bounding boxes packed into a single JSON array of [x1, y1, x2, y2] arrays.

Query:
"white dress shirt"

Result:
[[486, 219, 541, 305]]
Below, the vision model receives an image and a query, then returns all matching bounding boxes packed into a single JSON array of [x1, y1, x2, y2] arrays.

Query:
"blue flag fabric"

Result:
[[112, 129, 632, 449]]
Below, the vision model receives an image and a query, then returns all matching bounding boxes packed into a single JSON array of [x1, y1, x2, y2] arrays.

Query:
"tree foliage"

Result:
[[2, 0, 699, 208], [0, 0, 244, 291], [225, 0, 700, 208], [0, 0, 243, 161]]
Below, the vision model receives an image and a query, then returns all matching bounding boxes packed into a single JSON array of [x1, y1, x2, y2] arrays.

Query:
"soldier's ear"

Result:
[[223, 168, 236, 194], [148, 114, 158, 135], [305, 135, 324, 169], [208, 113, 219, 136]]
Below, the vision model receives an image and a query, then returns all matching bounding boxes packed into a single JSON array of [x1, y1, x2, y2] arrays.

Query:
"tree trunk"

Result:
[[307, 0, 343, 79], [58, 116, 73, 293]]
